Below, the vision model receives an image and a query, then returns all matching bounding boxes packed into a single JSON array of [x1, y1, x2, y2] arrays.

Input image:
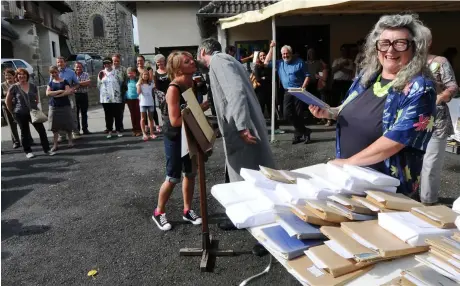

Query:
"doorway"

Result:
[[276, 25, 330, 64]]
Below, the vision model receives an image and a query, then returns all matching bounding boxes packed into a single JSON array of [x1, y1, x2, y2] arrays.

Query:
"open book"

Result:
[[287, 88, 330, 109]]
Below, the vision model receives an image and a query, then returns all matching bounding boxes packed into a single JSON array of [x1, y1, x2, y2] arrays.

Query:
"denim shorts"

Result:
[[164, 136, 195, 183], [140, 106, 155, 113]]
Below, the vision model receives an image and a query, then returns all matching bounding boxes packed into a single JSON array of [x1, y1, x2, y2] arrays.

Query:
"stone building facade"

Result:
[[60, 1, 135, 66]]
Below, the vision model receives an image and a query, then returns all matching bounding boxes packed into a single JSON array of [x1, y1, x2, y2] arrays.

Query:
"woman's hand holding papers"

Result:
[[200, 101, 210, 111]]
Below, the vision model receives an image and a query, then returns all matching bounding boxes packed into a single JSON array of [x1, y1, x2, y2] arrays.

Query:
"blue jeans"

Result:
[[164, 136, 195, 184]]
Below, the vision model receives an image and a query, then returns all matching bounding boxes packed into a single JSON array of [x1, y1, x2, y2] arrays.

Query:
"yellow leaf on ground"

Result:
[[87, 270, 98, 277]]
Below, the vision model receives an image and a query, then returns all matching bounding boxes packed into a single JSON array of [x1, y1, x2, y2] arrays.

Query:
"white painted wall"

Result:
[[37, 27, 51, 65], [11, 22, 36, 64], [136, 1, 202, 54]]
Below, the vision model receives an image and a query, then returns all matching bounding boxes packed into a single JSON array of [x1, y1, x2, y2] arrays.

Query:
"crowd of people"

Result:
[[1, 13, 458, 231]]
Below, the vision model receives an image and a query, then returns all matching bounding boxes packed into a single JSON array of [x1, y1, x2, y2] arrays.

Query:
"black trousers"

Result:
[[256, 86, 279, 129], [283, 91, 310, 137], [75, 93, 89, 132], [14, 112, 49, 153], [102, 103, 123, 132], [2, 102, 20, 144]]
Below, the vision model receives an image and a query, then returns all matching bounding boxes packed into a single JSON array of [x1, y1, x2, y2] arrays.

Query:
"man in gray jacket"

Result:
[[197, 38, 276, 182]]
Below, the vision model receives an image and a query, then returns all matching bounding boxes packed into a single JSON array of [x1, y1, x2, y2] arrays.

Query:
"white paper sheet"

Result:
[[378, 212, 456, 247], [305, 250, 328, 269], [324, 240, 354, 259]]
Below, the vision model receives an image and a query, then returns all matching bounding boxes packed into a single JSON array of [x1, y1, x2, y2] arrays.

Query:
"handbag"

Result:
[[17, 84, 48, 124], [250, 73, 260, 89]]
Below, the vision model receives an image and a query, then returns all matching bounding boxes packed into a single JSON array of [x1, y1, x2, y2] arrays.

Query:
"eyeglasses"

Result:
[[376, 39, 413, 52]]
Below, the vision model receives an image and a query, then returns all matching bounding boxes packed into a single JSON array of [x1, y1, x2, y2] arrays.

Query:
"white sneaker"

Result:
[[26, 153, 35, 159], [46, 151, 56, 156], [117, 132, 123, 138]]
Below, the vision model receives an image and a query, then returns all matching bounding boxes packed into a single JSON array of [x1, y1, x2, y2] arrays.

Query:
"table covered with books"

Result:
[[211, 163, 460, 285]]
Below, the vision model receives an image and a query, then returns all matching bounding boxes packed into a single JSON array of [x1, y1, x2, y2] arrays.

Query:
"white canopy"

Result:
[[219, 0, 460, 30]]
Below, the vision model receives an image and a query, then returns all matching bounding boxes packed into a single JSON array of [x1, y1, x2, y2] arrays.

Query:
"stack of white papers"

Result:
[[225, 196, 275, 229], [211, 181, 260, 208], [326, 163, 398, 193], [343, 165, 400, 187], [240, 168, 280, 190], [378, 212, 456, 247]]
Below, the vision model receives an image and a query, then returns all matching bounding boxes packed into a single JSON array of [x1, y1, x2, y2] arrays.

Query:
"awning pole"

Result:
[[270, 16, 276, 142]]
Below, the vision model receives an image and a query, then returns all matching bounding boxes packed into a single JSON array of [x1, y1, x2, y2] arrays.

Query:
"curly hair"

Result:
[[360, 13, 432, 91]]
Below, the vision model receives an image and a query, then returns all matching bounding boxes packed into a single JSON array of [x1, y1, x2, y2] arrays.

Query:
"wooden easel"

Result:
[[178, 96, 236, 272]]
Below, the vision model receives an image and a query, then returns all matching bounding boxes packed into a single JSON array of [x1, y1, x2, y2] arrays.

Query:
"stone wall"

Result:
[[61, 1, 135, 66]]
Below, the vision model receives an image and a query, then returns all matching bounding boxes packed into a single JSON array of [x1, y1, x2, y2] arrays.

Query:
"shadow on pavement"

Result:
[[1, 219, 51, 241], [1, 189, 33, 212], [1, 177, 65, 191]]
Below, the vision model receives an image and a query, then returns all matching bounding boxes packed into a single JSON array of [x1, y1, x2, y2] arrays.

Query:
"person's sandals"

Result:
[[51, 146, 58, 152], [150, 134, 157, 140], [143, 134, 149, 141]]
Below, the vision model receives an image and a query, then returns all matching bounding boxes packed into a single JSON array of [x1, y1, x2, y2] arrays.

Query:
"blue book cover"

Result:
[[277, 212, 325, 240], [288, 88, 330, 109], [261, 225, 323, 260]]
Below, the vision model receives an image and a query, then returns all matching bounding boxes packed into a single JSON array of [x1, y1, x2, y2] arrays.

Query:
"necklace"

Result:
[[373, 74, 394, 97]]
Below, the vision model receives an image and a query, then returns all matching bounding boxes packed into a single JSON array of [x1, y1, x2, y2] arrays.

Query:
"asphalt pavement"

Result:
[[1, 107, 459, 286]]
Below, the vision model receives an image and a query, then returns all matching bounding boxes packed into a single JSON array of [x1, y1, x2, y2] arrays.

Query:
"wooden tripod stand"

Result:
[[178, 106, 236, 272]]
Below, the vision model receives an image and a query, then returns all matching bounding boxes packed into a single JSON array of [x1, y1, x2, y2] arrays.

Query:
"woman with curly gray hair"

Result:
[[310, 14, 437, 196]]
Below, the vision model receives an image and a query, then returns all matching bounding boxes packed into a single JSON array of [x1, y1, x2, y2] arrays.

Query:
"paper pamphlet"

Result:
[[426, 236, 460, 260], [430, 248, 460, 271], [365, 191, 423, 211], [182, 88, 214, 142], [327, 194, 375, 215], [326, 201, 376, 221], [290, 204, 339, 226], [378, 212, 456, 247], [240, 168, 279, 190], [287, 88, 330, 109], [305, 200, 351, 223], [351, 196, 385, 213], [415, 254, 460, 283], [307, 245, 371, 278], [259, 165, 296, 184], [410, 205, 458, 229], [287, 255, 373, 286], [320, 226, 381, 263], [324, 240, 354, 259], [401, 265, 458, 286], [341, 220, 429, 258]]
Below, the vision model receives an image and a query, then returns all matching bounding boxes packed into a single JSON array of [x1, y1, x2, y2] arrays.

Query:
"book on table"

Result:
[[410, 205, 459, 229], [277, 211, 324, 240], [260, 225, 323, 260]]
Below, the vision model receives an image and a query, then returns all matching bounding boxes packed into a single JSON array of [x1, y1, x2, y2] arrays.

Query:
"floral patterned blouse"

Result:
[[97, 69, 122, 104], [336, 73, 437, 196], [428, 56, 458, 138]]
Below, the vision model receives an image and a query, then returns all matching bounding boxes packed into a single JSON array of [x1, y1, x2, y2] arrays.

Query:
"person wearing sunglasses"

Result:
[[309, 14, 436, 197]]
